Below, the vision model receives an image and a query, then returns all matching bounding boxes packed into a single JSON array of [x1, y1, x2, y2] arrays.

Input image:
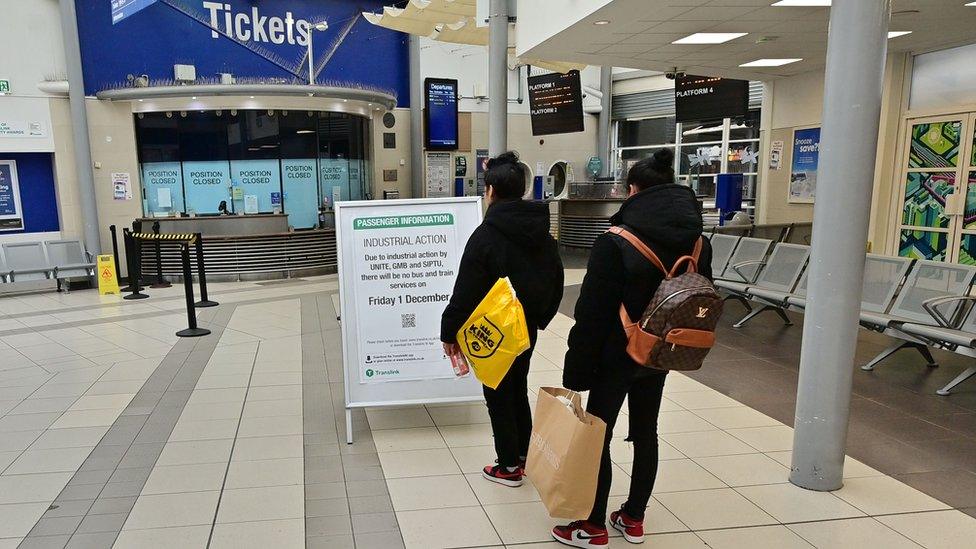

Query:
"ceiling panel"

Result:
[[518, 0, 976, 79]]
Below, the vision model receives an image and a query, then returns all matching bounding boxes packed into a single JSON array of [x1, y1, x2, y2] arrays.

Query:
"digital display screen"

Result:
[[675, 75, 749, 123], [527, 70, 585, 136], [424, 78, 459, 151]]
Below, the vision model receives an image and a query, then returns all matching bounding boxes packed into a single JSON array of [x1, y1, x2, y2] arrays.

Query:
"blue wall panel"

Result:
[[76, 0, 409, 104], [0, 153, 60, 235]]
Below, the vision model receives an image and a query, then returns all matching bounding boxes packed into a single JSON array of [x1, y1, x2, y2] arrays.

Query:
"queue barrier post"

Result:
[[193, 233, 218, 308], [109, 225, 122, 286], [122, 229, 149, 300], [150, 221, 171, 289], [176, 240, 211, 338]]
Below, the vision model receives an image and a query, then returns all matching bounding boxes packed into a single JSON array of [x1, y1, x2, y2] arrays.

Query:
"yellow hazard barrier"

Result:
[[131, 233, 197, 243], [96, 255, 120, 295]]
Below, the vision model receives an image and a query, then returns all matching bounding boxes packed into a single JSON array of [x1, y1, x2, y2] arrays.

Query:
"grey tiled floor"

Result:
[[2, 273, 976, 548]]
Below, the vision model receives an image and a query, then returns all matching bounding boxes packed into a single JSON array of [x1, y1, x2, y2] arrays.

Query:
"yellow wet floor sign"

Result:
[[96, 254, 120, 295]]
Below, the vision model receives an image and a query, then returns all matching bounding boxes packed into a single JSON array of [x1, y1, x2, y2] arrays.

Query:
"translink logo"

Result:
[[202, 2, 313, 46]]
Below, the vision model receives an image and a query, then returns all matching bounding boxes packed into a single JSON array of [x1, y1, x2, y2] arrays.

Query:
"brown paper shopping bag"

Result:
[[525, 387, 607, 519]]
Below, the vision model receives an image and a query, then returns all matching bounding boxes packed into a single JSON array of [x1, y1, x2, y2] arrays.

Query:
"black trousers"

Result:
[[483, 346, 534, 468], [585, 368, 667, 526]]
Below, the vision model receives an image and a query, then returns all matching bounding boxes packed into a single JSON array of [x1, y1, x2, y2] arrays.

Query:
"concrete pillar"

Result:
[[488, 0, 509, 156], [59, 0, 101, 254], [409, 34, 424, 199], [790, 0, 890, 491], [597, 66, 613, 178]]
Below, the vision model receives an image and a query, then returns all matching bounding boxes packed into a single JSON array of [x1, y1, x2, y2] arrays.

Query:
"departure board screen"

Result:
[[528, 70, 585, 136], [424, 78, 459, 150], [675, 75, 749, 123]]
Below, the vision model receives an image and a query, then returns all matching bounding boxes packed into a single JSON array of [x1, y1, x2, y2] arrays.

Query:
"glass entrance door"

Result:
[[897, 115, 975, 263]]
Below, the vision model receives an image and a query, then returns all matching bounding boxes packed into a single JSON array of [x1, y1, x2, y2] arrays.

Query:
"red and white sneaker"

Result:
[[482, 464, 523, 487], [551, 520, 609, 548], [610, 508, 645, 544]]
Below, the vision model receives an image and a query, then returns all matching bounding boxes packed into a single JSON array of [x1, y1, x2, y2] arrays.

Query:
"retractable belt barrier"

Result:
[[149, 222, 172, 290], [127, 231, 214, 338]]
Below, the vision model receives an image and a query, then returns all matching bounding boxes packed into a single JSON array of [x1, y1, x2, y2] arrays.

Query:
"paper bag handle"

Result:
[[546, 387, 587, 422]]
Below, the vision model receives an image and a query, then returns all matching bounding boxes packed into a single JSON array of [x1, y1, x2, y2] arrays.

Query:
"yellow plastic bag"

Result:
[[457, 277, 531, 389]]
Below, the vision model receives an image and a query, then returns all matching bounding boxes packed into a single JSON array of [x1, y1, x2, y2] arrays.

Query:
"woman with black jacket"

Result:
[[441, 151, 564, 488], [551, 150, 713, 548]]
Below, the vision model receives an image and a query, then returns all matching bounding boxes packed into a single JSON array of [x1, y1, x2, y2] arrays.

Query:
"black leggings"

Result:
[[585, 369, 667, 526], [483, 347, 534, 468]]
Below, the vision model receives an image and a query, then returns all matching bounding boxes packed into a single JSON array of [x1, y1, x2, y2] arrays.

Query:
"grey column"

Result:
[[59, 0, 101, 254], [488, 0, 509, 156], [790, 0, 890, 491], [409, 34, 424, 199], [597, 66, 613, 177]]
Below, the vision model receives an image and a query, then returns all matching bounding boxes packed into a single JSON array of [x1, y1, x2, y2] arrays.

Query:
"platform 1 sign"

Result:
[[336, 198, 484, 442]]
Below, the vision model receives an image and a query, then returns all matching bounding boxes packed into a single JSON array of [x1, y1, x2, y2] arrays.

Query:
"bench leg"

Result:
[[732, 305, 793, 329], [861, 341, 938, 371], [723, 294, 753, 313], [937, 366, 976, 396]]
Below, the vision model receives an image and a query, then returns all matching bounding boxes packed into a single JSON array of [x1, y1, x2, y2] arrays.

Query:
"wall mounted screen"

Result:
[[528, 70, 585, 136], [675, 75, 749, 123], [424, 78, 459, 151]]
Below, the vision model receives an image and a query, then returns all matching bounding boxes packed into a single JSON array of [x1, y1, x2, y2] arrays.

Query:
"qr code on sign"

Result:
[[401, 313, 416, 329]]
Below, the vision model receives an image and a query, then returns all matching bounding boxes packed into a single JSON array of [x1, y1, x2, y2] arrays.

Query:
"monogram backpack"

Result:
[[609, 227, 723, 371]]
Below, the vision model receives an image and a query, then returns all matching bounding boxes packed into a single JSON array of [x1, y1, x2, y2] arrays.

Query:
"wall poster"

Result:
[[426, 152, 452, 198], [112, 172, 132, 201], [789, 127, 821, 203], [0, 160, 24, 231]]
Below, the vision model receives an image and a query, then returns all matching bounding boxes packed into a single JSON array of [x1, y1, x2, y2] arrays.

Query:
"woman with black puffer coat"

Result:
[[551, 149, 713, 548]]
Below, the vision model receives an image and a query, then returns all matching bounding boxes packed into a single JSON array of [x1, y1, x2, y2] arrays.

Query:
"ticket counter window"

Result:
[[135, 110, 372, 229]]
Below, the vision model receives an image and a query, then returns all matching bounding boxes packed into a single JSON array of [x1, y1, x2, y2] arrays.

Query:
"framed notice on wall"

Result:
[[426, 152, 452, 198], [0, 160, 24, 231], [789, 127, 821, 203], [335, 197, 485, 442]]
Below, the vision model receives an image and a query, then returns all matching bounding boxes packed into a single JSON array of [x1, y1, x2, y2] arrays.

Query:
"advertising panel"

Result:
[[790, 127, 821, 203], [0, 160, 24, 231]]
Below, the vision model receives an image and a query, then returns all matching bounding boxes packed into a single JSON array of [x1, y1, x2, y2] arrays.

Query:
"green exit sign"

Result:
[[0, 80, 9, 94]]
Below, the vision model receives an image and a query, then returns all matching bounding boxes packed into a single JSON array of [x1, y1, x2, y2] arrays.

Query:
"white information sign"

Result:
[[336, 197, 484, 442], [0, 121, 46, 138], [425, 152, 452, 198], [111, 172, 132, 200]]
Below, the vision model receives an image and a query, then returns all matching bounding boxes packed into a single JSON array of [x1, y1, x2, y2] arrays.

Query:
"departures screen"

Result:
[[424, 78, 459, 150], [527, 70, 585, 136]]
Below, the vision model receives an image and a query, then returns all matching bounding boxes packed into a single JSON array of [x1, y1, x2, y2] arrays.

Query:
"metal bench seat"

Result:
[[722, 243, 809, 328], [900, 323, 976, 348], [1, 242, 54, 283], [860, 260, 976, 372], [44, 240, 96, 289]]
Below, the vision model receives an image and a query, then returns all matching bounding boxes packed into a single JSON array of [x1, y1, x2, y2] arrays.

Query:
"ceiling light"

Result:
[[888, 31, 912, 38], [771, 0, 830, 6], [138, 99, 143, 102], [739, 58, 802, 67], [966, 2, 976, 5], [593, 20, 610, 25], [673, 32, 747, 44], [249, 96, 255, 99], [191, 96, 197, 100], [260, 144, 278, 148], [296, 130, 315, 134]]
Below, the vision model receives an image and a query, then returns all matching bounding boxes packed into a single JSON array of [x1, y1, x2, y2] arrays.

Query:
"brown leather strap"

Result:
[[609, 228, 703, 279], [608, 226, 668, 275]]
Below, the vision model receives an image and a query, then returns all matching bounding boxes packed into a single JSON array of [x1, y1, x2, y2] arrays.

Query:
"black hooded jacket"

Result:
[[441, 200, 564, 343], [563, 184, 713, 390]]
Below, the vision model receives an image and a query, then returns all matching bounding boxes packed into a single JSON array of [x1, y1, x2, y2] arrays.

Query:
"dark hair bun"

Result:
[[487, 151, 520, 169], [651, 148, 674, 169]]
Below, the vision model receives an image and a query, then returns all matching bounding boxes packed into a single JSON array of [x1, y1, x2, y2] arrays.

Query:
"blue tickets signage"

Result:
[[77, 0, 408, 102], [111, 0, 158, 24]]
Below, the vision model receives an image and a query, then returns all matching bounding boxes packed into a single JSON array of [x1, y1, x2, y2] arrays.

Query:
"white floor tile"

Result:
[[651, 459, 727, 493], [397, 506, 501, 549], [155, 439, 235, 466], [209, 518, 305, 549], [877, 509, 976, 549], [694, 453, 791, 487], [465, 472, 541, 505], [377, 448, 462, 478], [142, 463, 228, 495], [834, 476, 952, 515], [372, 427, 446, 452], [787, 517, 922, 549], [0, 502, 53, 538], [737, 483, 866, 523], [727, 425, 795, 453], [387, 474, 479, 511], [698, 525, 814, 548], [215, 485, 304, 523], [113, 525, 212, 549], [5, 446, 93, 474], [224, 457, 304, 489], [438, 423, 495, 447], [123, 491, 221, 529], [0, 472, 72, 504], [692, 406, 784, 430], [366, 407, 434, 430], [661, 430, 758, 458], [484, 500, 556, 544], [656, 488, 777, 530]]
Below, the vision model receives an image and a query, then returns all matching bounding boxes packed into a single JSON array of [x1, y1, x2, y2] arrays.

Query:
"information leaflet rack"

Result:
[[336, 197, 485, 444]]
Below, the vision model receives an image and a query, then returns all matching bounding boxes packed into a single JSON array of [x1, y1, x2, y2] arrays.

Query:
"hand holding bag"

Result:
[[525, 387, 607, 519]]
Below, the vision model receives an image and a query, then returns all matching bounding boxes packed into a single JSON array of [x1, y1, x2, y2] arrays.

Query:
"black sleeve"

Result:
[[563, 235, 626, 391], [440, 232, 496, 344], [538, 237, 565, 330], [698, 238, 714, 281]]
